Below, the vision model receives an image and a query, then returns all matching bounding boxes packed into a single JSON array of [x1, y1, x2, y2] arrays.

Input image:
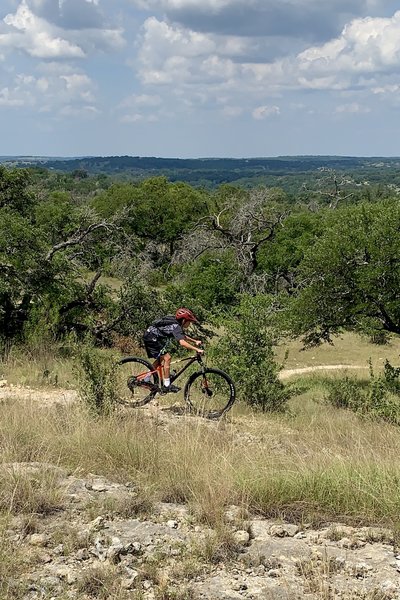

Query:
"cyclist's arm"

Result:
[[184, 335, 202, 345], [179, 339, 204, 353]]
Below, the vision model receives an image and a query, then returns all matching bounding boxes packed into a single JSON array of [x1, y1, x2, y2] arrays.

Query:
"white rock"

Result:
[[121, 573, 139, 590], [89, 516, 105, 531], [267, 569, 281, 578], [233, 530, 250, 545], [29, 533, 49, 547], [92, 483, 107, 492], [167, 520, 179, 529], [270, 524, 299, 538]]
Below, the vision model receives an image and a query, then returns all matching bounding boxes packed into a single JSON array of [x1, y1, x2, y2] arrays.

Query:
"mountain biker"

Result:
[[143, 307, 204, 393]]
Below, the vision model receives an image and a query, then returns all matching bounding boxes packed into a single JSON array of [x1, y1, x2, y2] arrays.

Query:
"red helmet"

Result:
[[175, 307, 198, 323]]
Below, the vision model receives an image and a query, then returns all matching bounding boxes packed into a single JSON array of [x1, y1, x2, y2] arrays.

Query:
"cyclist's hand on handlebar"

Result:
[[194, 339, 203, 346], [196, 348, 205, 355]]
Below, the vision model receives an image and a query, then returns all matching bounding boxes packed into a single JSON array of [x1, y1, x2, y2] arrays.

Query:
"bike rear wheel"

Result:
[[184, 368, 236, 419], [115, 357, 160, 407]]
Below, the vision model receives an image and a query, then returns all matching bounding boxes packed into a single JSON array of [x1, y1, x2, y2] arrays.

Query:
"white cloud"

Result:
[[120, 112, 159, 123], [1, 1, 85, 58], [372, 83, 400, 94], [129, 6, 400, 122], [118, 92, 164, 124], [335, 102, 371, 113], [59, 104, 100, 117], [297, 11, 400, 83], [0, 65, 99, 116], [129, 0, 395, 49], [0, 0, 124, 60], [0, 86, 29, 106], [252, 105, 280, 119], [119, 93, 162, 108]]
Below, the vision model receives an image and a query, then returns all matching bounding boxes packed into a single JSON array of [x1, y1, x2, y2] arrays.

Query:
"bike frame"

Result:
[[135, 353, 205, 386]]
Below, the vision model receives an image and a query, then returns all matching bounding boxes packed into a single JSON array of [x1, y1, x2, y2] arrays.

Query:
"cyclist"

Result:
[[143, 308, 203, 393]]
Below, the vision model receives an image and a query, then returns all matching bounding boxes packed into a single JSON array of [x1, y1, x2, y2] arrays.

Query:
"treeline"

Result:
[[3, 155, 400, 191], [1, 164, 399, 410]]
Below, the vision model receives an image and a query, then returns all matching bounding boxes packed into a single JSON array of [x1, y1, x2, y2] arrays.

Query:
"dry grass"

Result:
[[1, 344, 75, 389], [0, 465, 64, 515], [1, 393, 400, 530], [276, 332, 400, 373], [1, 331, 400, 531], [76, 564, 130, 599]]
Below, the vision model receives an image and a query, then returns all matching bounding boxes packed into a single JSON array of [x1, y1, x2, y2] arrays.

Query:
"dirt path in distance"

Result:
[[280, 364, 369, 380], [0, 364, 370, 406], [0, 383, 78, 406]]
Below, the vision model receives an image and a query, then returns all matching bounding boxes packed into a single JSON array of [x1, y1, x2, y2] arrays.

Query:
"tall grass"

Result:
[[1, 393, 400, 528], [0, 343, 75, 389]]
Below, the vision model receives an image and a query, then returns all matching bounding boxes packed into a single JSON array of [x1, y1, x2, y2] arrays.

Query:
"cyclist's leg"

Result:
[[162, 353, 171, 384], [143, 337, 163, 385], [159, 353, 180, 393]]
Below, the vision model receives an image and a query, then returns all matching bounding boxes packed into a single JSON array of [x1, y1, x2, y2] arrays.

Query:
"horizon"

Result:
[[3, 154, 400, 161]]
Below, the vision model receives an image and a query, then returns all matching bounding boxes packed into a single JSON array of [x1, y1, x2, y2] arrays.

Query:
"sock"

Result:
[[144, 374, 151, 383], [163, 378, 170, 387]]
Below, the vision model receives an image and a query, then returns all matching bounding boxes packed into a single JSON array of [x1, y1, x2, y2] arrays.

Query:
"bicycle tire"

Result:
[[184, 368, 236, 419], [115, 356, 160, 408]]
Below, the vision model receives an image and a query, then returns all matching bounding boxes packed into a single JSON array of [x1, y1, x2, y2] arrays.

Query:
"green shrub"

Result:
[[326, 362, 400, 426], [383, 360, 400, 395], [210, 295, 295, 412], [76, 347, 118, 415], [325, 377, 365, 411]]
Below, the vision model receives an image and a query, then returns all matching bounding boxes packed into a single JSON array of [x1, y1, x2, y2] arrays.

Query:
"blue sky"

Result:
[[1, 0, 400, 157]]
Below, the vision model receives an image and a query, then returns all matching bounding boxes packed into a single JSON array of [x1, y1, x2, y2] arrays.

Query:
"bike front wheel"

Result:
[[115, 356, 159, 407], [184, 368, 236, 419]]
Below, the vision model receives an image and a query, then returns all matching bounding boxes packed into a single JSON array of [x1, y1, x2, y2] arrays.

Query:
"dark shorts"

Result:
[[143, 336, 167, 359]]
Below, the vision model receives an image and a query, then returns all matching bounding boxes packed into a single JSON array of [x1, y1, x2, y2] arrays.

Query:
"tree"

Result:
[[93, 177, 209, 258], [288, 200, 400, 344], [0, 167, 124, 343], [173, 187, 289, 290], [0, 166, 35, 214]]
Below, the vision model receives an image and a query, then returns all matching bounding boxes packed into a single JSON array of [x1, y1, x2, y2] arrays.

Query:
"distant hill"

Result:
[[2, 155, 400, 190]]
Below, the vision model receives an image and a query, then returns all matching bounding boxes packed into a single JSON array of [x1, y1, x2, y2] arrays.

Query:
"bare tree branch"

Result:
[[46, 222, 112, 261]]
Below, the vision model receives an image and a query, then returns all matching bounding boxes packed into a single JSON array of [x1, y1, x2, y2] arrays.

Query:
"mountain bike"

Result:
[[115, 352, 236, 419]]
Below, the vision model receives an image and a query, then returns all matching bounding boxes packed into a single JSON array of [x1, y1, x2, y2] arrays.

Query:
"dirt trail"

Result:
[[0, 364, 369, 406], [279, 364, 369, 379], [0, 383, 78, 406]]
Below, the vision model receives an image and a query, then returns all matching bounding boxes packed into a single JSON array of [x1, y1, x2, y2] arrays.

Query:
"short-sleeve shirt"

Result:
[[144, 315, 185, 344]]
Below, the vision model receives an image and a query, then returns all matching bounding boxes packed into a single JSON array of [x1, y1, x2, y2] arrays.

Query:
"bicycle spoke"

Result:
[[115, 358, 158, 407], [185, 369, 235, 418]]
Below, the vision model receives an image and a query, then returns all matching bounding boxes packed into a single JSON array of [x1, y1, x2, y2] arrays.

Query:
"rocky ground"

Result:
[[2, 462, 400, 600]]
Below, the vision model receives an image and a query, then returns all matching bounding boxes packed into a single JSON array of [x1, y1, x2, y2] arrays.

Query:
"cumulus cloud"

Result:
[[118, 92, 163, 123], [0, 86, 31, 106], [0, 64, 99, 116], [137, 17, 241, 86], [0, 0, 124, 60], [335, 102, 371, 113], [292, 10, 400, 92], [130, 6, 400, 120], [130, 0, 390, 42], [1, 2, 85, 58], [252, 105, 280, 119]]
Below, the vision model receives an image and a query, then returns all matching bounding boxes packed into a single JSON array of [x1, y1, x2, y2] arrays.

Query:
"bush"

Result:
[[326, 361, 400, 425], [325, 376, 365, 411], [210, 295, 295, 412], [76, 347, 119, 415]]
